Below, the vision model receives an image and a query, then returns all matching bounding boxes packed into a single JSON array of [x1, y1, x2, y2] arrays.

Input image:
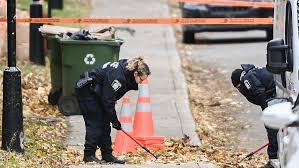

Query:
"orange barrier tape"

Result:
[[0, 17, 273, 24], [174, 0, 274, 8]]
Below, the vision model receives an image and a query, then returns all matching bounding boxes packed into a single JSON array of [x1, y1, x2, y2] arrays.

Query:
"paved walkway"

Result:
[[66, 0, 215, 167]]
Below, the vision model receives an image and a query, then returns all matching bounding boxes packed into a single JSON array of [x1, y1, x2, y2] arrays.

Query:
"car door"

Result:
[[274, 1, 295, 99]]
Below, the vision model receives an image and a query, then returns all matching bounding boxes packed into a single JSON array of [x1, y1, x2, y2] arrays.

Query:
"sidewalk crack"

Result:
[[174, 101, 184, 136]]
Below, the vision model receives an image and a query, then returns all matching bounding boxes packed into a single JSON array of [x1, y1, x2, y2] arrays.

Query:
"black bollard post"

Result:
[[29, 0, 45, 65], [51, 0, 63, 10], [48, 0, 64, 18], [2, 0, 24, 153], [48, 0, 52, 18]]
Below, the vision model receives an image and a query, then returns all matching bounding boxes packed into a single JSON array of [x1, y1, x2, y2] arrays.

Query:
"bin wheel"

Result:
[[58, 96, 81, 116], [48, 88, 62, 105], [182, 31, 195, 44]]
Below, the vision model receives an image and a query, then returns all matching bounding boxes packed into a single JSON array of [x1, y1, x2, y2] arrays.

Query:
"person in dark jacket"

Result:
[[75, 56, 151, 164], [231, 64, 278, 168]]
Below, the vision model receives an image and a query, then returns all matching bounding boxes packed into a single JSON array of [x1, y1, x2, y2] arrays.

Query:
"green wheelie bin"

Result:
[[58, 38, 124, 116], [45, 35, 63, 106]]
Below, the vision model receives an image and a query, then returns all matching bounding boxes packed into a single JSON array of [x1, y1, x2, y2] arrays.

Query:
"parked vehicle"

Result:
[[179, 1, 274, 43], [262, 0, 299, 167], [262, 98, 299, 168]]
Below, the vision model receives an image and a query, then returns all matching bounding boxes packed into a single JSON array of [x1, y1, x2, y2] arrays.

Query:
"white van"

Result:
[[263, 0, 299, 167], [267, 0, 298, 100]]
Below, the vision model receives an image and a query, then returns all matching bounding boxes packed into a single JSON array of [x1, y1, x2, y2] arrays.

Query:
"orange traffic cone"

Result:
[[133, 78, 165, 150], [113, 97, 136, 154], [133, 78, 154, 137]]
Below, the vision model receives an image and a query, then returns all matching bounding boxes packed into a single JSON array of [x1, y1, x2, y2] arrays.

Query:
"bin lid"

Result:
[[42, 34, 61, 40], [59, 38, 124, 46]]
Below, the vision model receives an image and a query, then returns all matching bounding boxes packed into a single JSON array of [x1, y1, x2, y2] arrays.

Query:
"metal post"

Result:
[[51, 0, 63, 10], [2, 0, 24, 154], [29, 0, 45, 65], [48, 0, 52, 18]]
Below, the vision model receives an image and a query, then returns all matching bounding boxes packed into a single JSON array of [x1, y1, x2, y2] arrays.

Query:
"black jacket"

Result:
[[238, 64, 276, 110], [87, 59, 138, 123]]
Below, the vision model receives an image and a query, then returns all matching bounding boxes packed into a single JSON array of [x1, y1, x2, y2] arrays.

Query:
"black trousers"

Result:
[[265, 125, 279, 159], [76, 85, 112, 157]]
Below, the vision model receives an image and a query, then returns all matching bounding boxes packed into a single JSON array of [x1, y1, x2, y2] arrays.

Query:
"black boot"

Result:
[[83, 155, 103, 164], [101, 152, 125, 164], [260, 161, 274, 168]]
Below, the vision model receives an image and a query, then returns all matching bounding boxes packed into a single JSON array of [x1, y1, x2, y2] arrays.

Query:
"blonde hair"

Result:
[[126, 56, 151, 76]]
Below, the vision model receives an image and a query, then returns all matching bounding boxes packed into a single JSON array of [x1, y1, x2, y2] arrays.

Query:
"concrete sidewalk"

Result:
[[66, 0, 213, 167]]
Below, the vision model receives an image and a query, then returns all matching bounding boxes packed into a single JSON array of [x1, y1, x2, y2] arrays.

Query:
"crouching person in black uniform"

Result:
[[75, 56, 151, 164], [231, 64, 278, 168]]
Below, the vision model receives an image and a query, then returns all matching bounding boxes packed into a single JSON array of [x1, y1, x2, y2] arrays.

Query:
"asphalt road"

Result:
[[186, 30, 269, 152]]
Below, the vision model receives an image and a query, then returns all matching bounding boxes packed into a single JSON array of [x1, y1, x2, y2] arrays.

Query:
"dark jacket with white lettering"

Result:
[[238, 64, 276, 110], [88, 59, 138, 123]]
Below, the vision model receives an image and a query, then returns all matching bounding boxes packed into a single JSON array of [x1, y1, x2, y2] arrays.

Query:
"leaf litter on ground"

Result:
[[0, 2, 269, 167], [0, 61, 266, 167]]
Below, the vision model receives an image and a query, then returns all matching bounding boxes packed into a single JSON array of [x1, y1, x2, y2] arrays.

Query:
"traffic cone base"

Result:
[[135, 136, 165, 145], [114, 131, 136, 154], [147, 144, 165, 151], [135, 136, 166, 151]]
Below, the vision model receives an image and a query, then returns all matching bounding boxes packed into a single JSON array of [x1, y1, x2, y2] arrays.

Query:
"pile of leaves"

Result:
[[111, 136, 208, 165]]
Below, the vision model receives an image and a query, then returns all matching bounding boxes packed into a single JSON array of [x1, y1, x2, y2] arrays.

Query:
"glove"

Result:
[[112, 119, 122, 130]]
